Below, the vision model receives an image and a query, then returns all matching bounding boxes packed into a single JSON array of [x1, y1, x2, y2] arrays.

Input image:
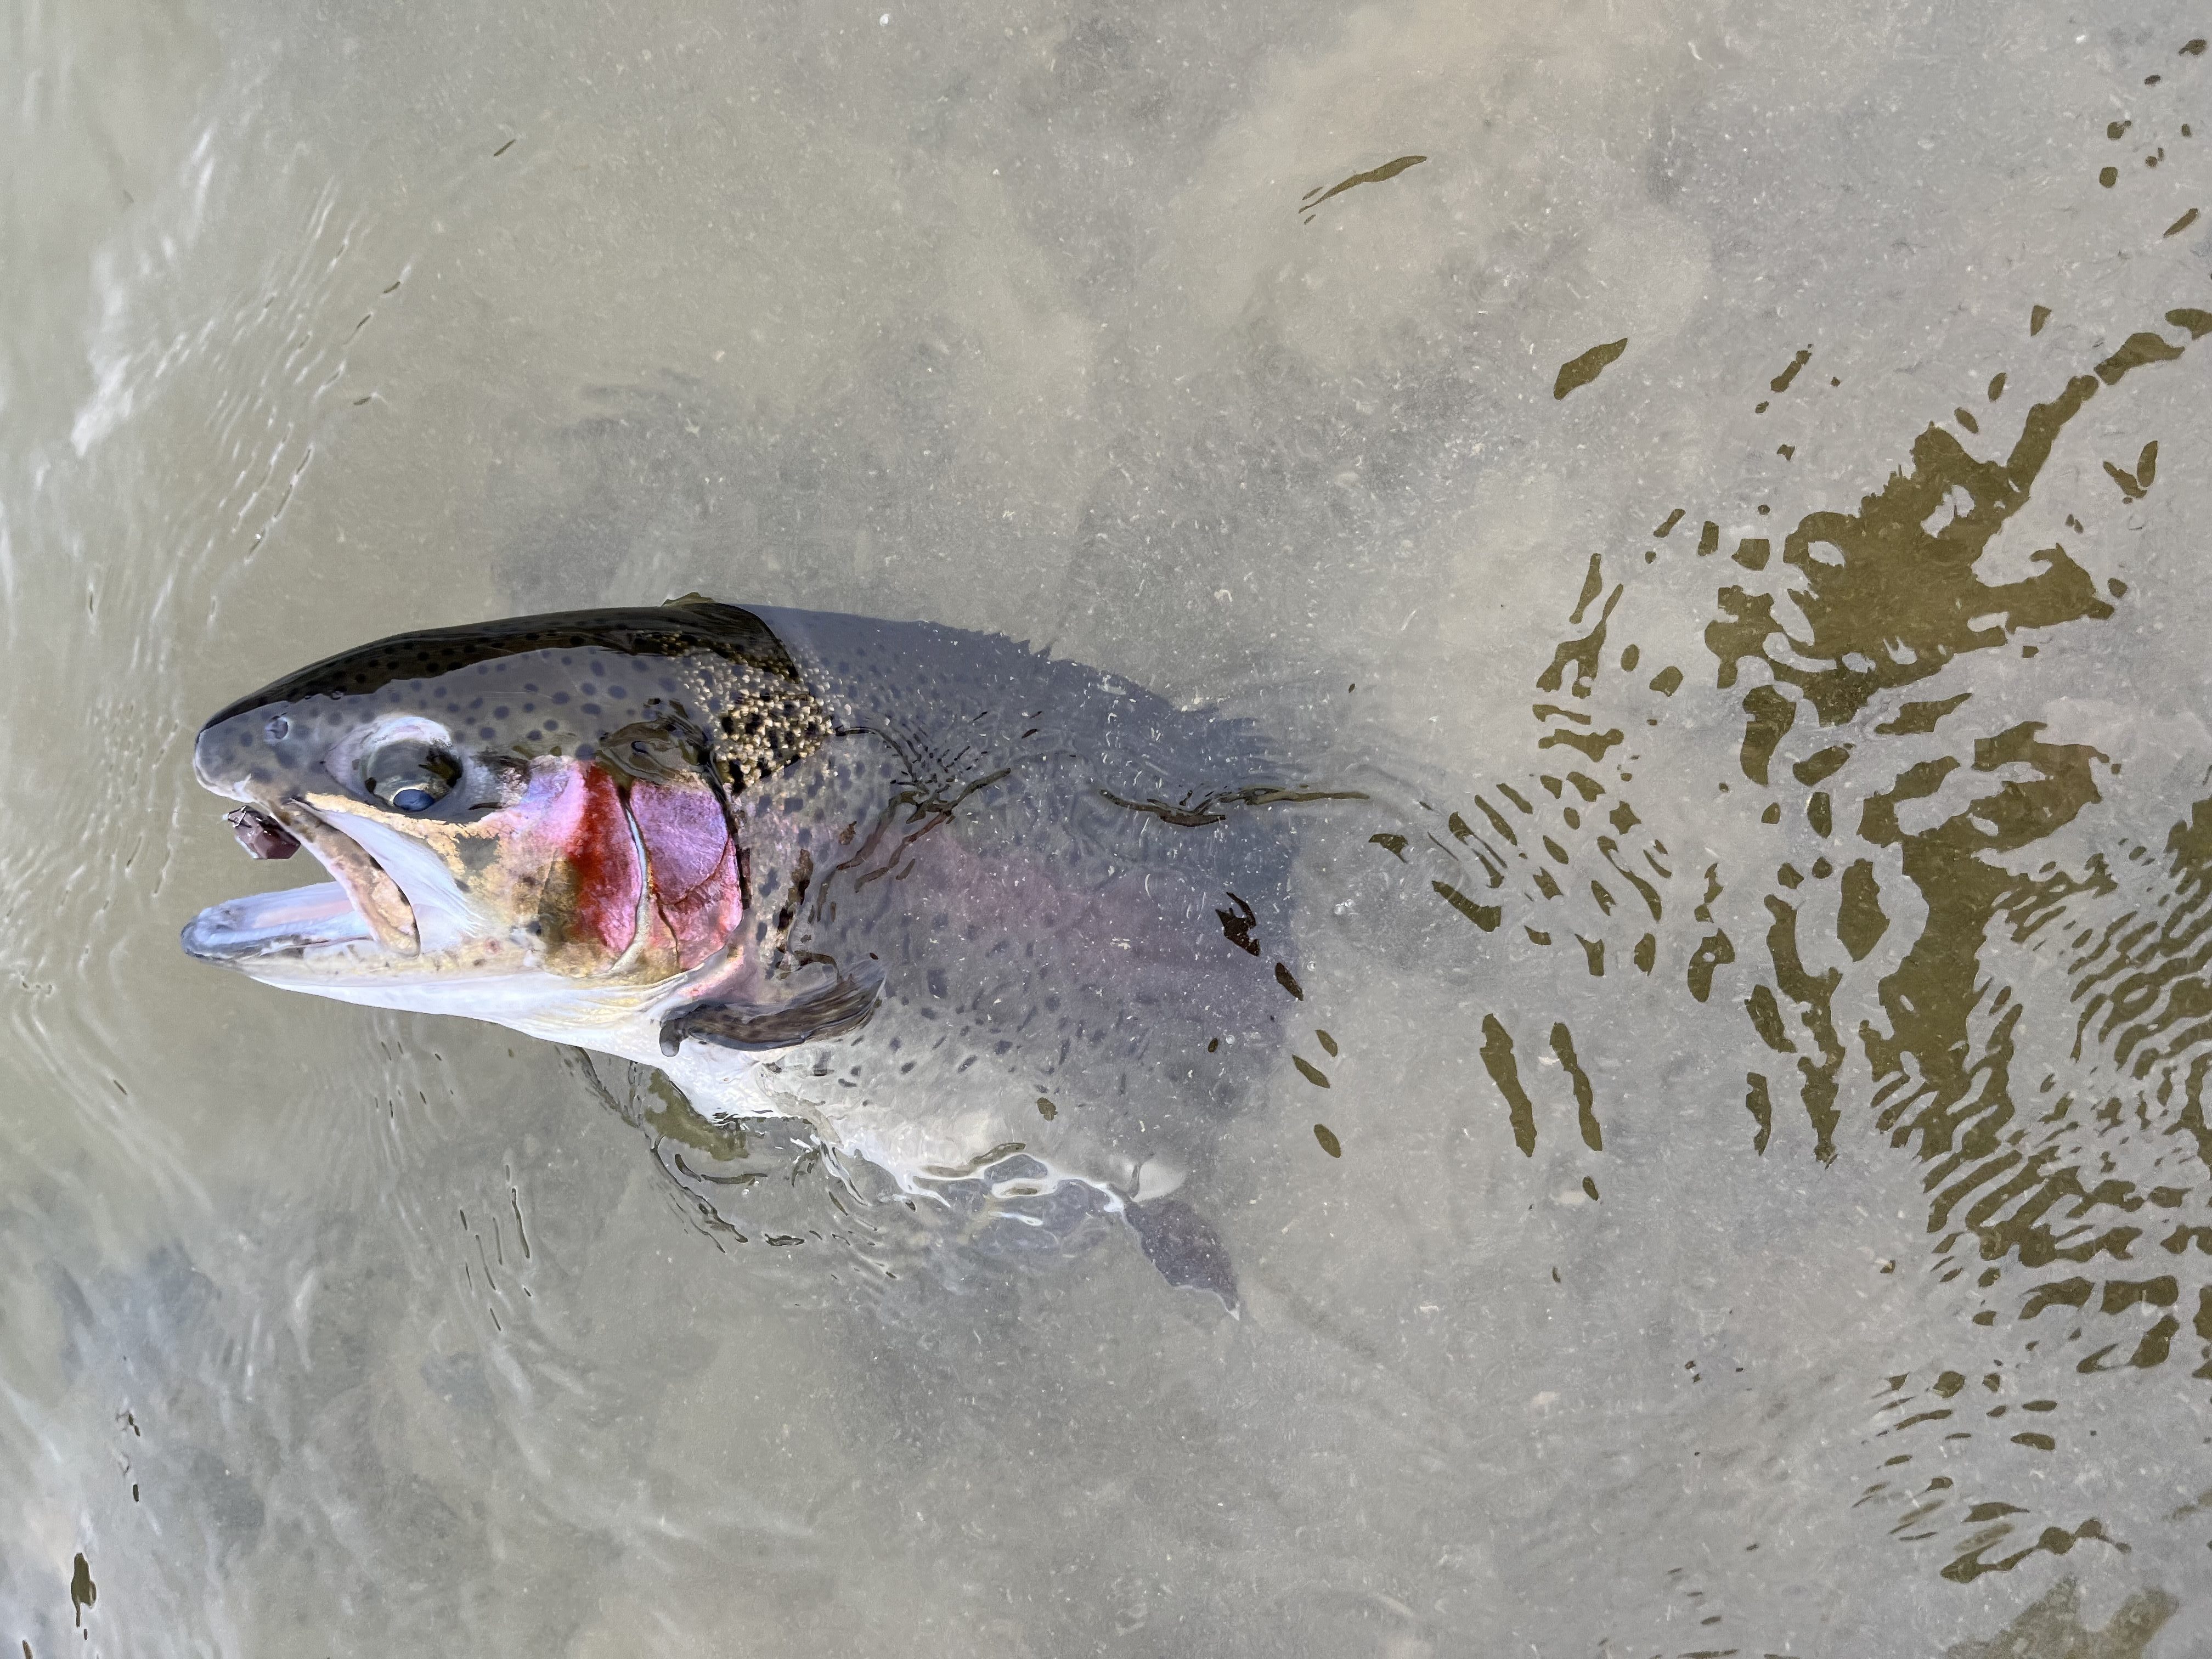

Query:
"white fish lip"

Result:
[[182, 799, 419, 963]]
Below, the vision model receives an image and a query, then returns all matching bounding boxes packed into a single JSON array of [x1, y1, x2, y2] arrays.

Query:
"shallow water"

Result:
[[8, 0, 2212, 1651]]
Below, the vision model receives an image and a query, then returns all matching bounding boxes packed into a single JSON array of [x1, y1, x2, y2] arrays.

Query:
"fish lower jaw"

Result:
[[274, 969, 687, 1040], [185, 895, 543, 986], [261, 935, 546, 984], [182, 881, 374, 964]]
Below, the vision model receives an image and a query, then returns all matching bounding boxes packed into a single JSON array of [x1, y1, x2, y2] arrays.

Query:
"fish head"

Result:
[[181, 605, 822, 1045]]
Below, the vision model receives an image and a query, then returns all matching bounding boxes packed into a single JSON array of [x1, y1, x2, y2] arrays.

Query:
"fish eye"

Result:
[[364, 740, 460, 813]]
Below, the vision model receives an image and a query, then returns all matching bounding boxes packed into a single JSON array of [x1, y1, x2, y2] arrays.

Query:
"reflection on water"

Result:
[[9, 0, 2212, 1651]]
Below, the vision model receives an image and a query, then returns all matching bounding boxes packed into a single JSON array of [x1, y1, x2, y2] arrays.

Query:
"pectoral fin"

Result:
[[1126, 1197, 1239, 1313], [659, 965, 884, 1056]]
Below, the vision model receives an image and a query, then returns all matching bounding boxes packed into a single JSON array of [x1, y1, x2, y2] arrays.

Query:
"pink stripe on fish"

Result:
[[558, 765, 641, 960], [629, 779, 743, 969]]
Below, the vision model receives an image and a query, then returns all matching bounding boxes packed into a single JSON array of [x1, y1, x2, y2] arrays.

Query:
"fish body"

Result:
[[185, 599, 1296, 1300]]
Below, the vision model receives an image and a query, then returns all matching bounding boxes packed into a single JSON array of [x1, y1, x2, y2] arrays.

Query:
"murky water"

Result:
[[8, 0, 2212, 1651]]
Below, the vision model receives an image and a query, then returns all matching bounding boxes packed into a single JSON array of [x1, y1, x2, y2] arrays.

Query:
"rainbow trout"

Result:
[[183, 599, 1312, 1304]]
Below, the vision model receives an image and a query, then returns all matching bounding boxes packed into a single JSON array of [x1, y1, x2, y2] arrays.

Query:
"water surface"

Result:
[[6, 0, 2212, 1652]]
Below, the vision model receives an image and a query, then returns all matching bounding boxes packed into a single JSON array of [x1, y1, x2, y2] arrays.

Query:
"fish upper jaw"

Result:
[[306, 799, 500, 956], [278, 798, 425, 952], [182, 795, 422, 966], [180, 791, 540, 983]]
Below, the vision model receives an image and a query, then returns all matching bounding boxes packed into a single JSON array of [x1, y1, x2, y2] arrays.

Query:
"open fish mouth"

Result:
[[182, 799, 422, 966]]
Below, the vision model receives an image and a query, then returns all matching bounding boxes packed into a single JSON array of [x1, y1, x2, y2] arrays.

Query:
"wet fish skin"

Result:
[[183, 597, 1293, 1289]]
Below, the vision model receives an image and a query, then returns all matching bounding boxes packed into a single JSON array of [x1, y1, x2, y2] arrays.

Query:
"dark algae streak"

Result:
[[1381, 74, 2212, 1581], [1299, 153, 1426, 222], [1479, 1014, 1538, 1156], [1944, 1578, 2175, 1658], [1552, 336, 1628, 399], [1768, 345, 1814, 393], [1639, 296, 2212, 1580]]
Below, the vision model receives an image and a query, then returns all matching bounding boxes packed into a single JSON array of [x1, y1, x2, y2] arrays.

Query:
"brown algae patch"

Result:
[[1553, 337, 1628, 399]]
